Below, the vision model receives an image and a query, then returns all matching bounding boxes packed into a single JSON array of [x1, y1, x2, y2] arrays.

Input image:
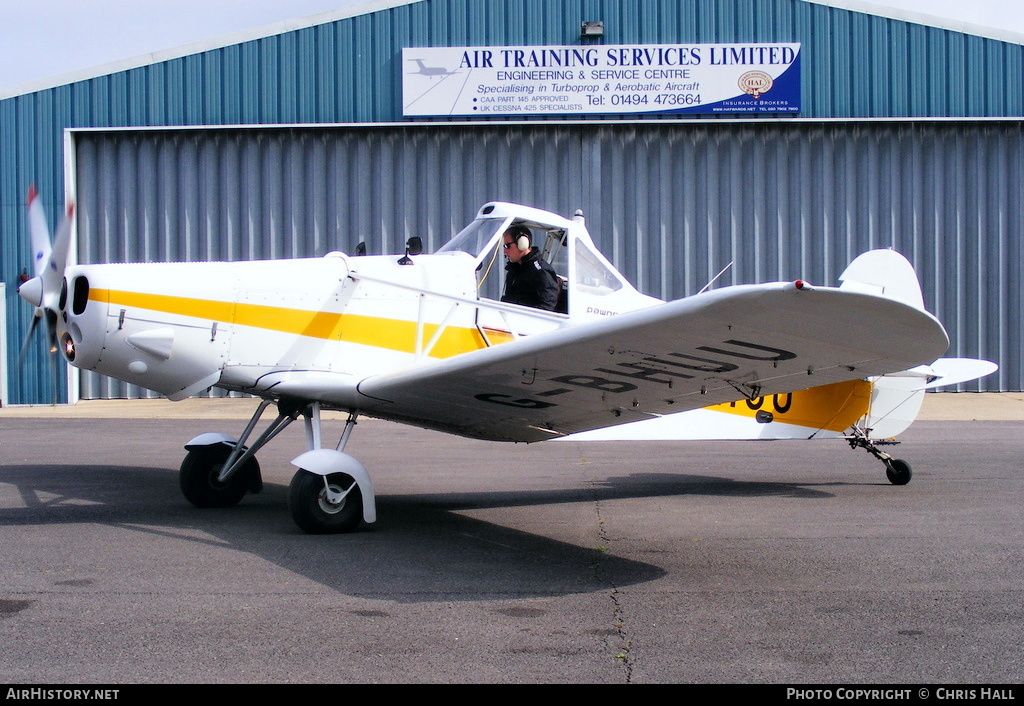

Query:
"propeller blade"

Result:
[[27, 185, 52, 278], [45, 308, 59, 354], [39, 201, 74, 311], [17, 315, 41, 366], [49, 200, 74, 280]]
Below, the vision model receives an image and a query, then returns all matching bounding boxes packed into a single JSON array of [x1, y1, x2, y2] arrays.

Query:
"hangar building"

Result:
[[1, 0, 1021, 404]]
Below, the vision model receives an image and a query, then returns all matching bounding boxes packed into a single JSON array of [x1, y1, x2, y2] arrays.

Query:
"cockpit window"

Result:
[[574, 240, 623, 295], [437, 216, 572, 305]]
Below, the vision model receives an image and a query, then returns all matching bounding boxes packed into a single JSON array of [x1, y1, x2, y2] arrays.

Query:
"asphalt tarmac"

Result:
[[0, 396, 1021, 684]]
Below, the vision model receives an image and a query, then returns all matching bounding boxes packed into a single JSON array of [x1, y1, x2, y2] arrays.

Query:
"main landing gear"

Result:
[[179, 398, 376, 533], [845, 424, 912, 485]]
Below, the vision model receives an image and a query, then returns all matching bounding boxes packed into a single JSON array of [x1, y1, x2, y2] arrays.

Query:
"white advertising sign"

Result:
[[402, 43, 801, 117]]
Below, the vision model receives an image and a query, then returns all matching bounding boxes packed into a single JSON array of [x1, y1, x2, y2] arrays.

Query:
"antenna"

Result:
[[698, 261, 733, 294]]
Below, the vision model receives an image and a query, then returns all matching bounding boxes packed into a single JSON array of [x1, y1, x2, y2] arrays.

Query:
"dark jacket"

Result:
[[502, 249, 560, 311]]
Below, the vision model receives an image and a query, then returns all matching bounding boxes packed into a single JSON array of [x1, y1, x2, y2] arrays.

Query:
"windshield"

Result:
[[436, 218, 507, 258]]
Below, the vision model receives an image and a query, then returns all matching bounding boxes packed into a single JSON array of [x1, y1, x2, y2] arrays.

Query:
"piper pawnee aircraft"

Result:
[[17, 189, 996, 533]]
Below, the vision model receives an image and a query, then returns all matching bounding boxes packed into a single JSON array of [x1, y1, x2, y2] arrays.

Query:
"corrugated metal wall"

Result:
[[5, 0, 1024, 402], [74, 120, 1022, 398]]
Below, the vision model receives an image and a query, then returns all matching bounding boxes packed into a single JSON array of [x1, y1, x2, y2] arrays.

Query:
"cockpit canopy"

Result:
[[436, 202, 631, 313]]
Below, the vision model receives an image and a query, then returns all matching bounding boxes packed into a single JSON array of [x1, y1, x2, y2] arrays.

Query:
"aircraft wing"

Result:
[[347, 282, 949, 442]]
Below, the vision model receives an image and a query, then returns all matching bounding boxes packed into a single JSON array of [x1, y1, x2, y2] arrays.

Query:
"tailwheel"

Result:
[[179, 445, 261, 508], [288, 469, 363, 534], [884, 459, 912, 486], [847, 424, 913, 486]]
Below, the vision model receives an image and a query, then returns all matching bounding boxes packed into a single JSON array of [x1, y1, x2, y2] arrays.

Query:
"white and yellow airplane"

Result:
[[17, 190, 995, 533]]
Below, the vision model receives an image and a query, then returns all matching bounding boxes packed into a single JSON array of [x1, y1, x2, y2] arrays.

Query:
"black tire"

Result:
[[885, 459, 912, 486], [288, 469, 363, 534], [179, 445, 259, 508]]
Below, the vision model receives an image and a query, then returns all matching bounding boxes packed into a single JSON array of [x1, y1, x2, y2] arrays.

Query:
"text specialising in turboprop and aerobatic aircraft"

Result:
[[17, 193, 995, 533]]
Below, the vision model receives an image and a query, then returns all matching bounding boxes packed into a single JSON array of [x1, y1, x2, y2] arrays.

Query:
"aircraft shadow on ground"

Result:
[[0, 462, 837, 601]]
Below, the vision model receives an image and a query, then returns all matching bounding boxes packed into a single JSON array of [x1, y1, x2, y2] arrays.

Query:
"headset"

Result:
[[508, 224, 532, 251]]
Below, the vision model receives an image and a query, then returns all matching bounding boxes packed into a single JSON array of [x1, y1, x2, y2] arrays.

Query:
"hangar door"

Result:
[[72, 121, 1022, 398]]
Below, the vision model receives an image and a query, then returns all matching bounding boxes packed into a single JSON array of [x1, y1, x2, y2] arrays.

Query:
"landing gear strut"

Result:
[[846, 424, 912, 485], [180, 399, 376, 533]]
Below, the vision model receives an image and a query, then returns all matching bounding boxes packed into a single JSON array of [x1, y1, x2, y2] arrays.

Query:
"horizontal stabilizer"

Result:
[[863, 357, 998, 437], [915, 357, 999, 390]]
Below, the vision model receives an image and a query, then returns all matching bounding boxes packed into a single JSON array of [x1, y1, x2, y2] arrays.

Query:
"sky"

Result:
[[1, 0, 1023, 96]]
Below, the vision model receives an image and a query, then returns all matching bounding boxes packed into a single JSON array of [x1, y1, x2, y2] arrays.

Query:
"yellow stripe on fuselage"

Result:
[[705, 378, 872, 433], [91, 288, 508, 358]]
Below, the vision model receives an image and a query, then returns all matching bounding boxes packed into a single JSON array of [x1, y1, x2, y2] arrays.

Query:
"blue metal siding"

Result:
[[5, 2, 1023, 130], [68, 121, 1023, 400]]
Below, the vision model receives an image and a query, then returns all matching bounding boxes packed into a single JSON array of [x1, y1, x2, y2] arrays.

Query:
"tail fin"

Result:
[[839, 249, 924, 310], [840, 249, 998, 436], [836, 250, 926, 436], [861, 373, 927, 438]]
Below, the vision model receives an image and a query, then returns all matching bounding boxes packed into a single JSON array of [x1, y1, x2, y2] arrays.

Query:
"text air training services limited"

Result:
[[401, 42, 801, 117], [459, 45, 799, 70]]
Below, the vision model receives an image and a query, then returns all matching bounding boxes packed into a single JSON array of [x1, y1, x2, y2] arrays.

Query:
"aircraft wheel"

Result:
[[288, 469, 363, 534], [885, 459, 912, 486], [179, 445, 258, 508]]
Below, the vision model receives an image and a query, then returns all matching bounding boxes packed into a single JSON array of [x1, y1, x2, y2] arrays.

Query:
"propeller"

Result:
[[16, 186, 74, 379]]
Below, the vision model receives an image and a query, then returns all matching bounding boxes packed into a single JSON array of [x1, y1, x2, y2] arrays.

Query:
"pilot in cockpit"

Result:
[[500, 225, 561, 311]]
